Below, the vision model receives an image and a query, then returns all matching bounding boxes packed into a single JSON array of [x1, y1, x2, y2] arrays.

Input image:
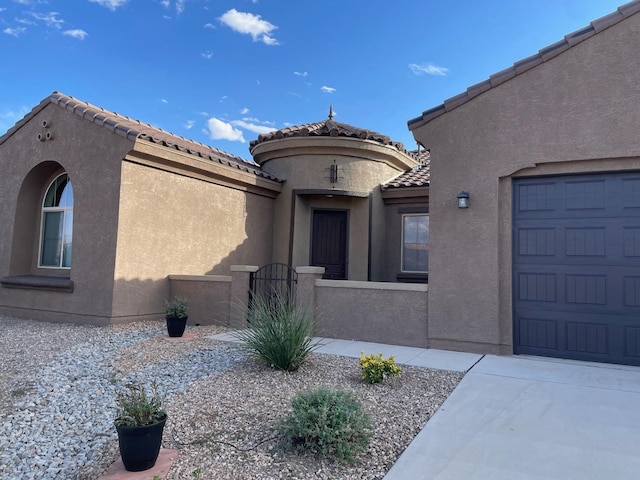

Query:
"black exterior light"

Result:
[[457, 191, 470, 209]]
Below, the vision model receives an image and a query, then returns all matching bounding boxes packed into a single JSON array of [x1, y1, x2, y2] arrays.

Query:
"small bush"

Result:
[[165, 295, 188, 318], [232, 293, 319, 371], [114, 381, 165, 427], [359, 352, 401, 384], [278, 388, 373, 463]]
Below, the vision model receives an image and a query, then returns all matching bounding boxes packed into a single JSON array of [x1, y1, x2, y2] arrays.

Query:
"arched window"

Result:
[[40, 173, 73, 268]]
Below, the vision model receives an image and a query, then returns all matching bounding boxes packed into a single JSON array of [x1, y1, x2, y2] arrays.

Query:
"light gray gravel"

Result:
[[0, 316, 463, 479]]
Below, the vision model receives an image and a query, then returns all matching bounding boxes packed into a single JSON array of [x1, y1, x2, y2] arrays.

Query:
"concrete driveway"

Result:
[[385, 355, 640, 480]]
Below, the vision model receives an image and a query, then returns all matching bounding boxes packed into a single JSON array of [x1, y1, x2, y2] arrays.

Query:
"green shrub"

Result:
[[114, 381, 166, 427], [359, 352, 401, 384], [278, 388, 373, 463], [232, 292, 319, 371], [165, 295, 188, 318]]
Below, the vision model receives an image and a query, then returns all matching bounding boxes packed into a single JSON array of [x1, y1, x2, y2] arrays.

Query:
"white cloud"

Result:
[[3, 27, 26, 37], [201, 51, 213, 59], [176, 0, 185, 14], [0, 106, 29, 134], [321, 86, 336, 93], [409, 63, 449, 76], [16, 17, 36, 26], [294, 71, 308, 77], [230, 120, 275, 135], [240, 107, 249, 114], [160, 0, 170, 7], [160, 98, 168, 104], [184, 120, 195, 129], [207, 117, 245, 143], [203, 23, 215, 29], [88, 0, 128, 11], [30, 12, 64, 29], [63, 29, 87, 39], [218, 9, 278, 46]]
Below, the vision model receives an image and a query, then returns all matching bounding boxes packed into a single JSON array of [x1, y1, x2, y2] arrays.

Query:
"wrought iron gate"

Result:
[[249, 263, 298, 313]]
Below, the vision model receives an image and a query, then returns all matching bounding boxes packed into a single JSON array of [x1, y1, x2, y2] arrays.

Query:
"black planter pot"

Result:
[[166, 315, 188, 337], [115, 415, 167, 472]]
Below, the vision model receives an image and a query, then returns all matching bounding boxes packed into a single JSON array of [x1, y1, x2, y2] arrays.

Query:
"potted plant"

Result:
[[165, 295, 188, 337], [114, 381, 167, 472]]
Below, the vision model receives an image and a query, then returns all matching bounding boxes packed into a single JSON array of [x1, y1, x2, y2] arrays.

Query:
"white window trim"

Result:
[[38, 174, 72, 269], [401, 213, 429, 273]]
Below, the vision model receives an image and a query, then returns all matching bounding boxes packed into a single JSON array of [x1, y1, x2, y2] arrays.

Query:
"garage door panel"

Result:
[[624, 327, 640, 358], [514, 308, 639, 365], [623, 276, 640, 307], [514, 172, 640, 366], [622, 177, 640, 208], [624, 227, 640, 256]]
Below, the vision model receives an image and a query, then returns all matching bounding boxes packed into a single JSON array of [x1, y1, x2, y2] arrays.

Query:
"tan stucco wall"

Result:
[[252, 137, 416, 280], [168, 275, 232, 326], [111, 160, 275, 321], [410, 13, 640, 353], [314, 280, 428, 347], [0, 103, 128, 324]]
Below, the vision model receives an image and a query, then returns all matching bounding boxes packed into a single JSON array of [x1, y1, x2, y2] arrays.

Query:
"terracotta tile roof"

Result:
[[1, 92, 281, 181], [250, 117, 411, 155], [408, 0, 640, 130], [382, 149, 430, 189]]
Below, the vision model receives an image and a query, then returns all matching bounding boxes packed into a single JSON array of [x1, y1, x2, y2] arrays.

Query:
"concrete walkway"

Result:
[[207, 332, 483, 372], [385, 354, 640, 480]]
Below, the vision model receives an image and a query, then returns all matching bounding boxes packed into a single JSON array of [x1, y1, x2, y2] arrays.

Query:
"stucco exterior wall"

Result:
[[314, 280, 428, 347], [168, 275, 232, 326], [253, 137, 413, 280], [410, 13, 640, 353], [0, 103, 128, 324], [111, 160, 274, 321]]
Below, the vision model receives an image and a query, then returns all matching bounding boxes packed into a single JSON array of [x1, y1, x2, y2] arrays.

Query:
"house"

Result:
[[408, 0, 640, 365], [0, 93, 429, 336]]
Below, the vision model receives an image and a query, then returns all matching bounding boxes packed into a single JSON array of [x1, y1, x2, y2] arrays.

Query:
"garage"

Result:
[[513, 172, 640, 366]]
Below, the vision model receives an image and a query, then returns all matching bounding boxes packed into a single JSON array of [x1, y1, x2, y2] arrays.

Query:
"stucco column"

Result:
[[295, 266, 325, 326], [230, 265, 259, 328]]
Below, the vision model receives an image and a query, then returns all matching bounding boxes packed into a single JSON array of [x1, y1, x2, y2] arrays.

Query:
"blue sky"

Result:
[[0, 0, 626, 160]]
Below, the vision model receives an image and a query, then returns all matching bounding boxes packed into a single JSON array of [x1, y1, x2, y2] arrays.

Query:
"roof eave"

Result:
[[407, 0, 640, 131]]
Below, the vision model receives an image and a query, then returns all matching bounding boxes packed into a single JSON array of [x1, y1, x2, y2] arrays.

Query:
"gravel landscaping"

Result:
[[0, 316, 463, 479]]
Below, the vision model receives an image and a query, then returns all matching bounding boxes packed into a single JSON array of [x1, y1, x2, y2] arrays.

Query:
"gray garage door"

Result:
[[513, 172, 640, 366]]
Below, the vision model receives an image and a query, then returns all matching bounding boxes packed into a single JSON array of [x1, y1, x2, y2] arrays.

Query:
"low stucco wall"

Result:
[[313, 280, 428, 348], [168, 275, 232, 326], [168, 268, 429, 348]]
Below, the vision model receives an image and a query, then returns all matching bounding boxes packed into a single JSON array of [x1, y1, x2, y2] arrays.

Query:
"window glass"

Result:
[[402, 215, 429, 272], [40, 174, 73, 268]]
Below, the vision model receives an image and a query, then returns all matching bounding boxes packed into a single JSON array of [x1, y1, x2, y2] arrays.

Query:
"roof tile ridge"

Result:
[[619, 0, 640, 17], [408, 1, 640, 129]]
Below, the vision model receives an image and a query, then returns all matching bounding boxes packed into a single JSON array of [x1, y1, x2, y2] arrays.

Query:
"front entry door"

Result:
[[311, 210, 347, 280]]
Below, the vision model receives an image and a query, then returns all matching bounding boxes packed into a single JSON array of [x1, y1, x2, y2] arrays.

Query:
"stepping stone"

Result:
[[99, 448, 178, 479]]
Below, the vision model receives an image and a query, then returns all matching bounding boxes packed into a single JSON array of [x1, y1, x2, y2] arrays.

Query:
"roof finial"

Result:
[[328, 104, 334, 120]]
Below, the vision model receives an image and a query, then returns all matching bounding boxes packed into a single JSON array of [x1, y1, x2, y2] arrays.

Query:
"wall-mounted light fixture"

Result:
[[457, 191, 470, 209], [330, 163, 339, 183]]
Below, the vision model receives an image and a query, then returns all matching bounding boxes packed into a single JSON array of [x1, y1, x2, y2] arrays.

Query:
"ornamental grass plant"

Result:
[[232, 292, 320, 372]]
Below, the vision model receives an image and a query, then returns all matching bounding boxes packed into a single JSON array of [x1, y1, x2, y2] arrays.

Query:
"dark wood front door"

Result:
[[311, 210, 347, 280]]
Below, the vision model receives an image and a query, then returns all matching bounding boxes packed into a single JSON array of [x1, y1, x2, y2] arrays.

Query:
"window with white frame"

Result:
[[402, 214, 428, 272], [40, 173, 73, 268]]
